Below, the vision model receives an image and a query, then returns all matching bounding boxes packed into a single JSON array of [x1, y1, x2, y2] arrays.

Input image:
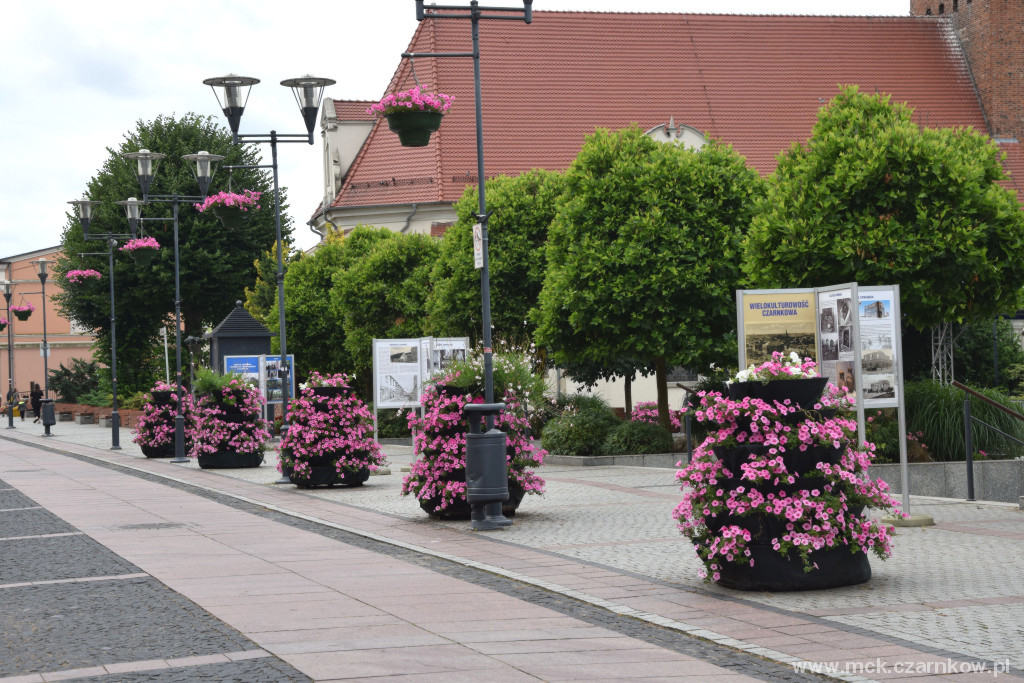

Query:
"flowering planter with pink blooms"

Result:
[[65, 269, 103, 284], [278, 373, 387, 489], [368, 86, 454, 148], [402, 357, 546, 520], [133, 382, 194, 458], [194, 190, 262, 229], [187, 375, 270, 468], [119, 237, 161, 267], [674, 351, 903, 591], [10, 304, 34, 322]]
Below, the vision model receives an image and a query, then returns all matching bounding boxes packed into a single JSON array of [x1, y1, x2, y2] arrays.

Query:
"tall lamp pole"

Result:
[[1, 278, 15, 429], [122, 149, 223, 463], [68, 198, 137, 450], [406, 0, 532, 530], [203, 73, 334, 483], [29, 259, 53, 436]]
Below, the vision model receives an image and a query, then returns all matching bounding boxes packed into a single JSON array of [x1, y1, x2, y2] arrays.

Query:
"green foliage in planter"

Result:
[[540, 394, 620, 456], [48, 358, 100, 403], [905, 380, 1024, 461], [192, 367, 246, 399], [603, 420, 673, 455], [376, 408, 413, 438], [440, 345, 549, 413]]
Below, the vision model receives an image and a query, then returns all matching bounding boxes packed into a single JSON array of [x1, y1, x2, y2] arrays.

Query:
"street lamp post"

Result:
[[1, 277, 15, 429], [404, 0, 532, 530], [68, 197, 136, 450], [203, 73, 334, 483], [29, 258, 54, 436], [122, 149, 223, 463]]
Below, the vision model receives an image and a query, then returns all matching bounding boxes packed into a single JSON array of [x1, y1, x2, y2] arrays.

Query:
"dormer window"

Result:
[[645, 117, 707, 150]]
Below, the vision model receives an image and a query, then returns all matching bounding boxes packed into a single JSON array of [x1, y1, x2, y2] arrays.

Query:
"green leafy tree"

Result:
[[54, 113, 284, 392], [744, 86, 1024, 331], [535, 126, 763, 430], [332, 229, 439, 396], [425, 169, 564, 342], [954, 317, 1024, 390], [244, 242, 296, 328], [281, 227, 395, 384]]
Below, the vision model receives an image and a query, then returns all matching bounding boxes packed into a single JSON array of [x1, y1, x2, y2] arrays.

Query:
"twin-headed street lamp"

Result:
[[203, 73, 334, 480]]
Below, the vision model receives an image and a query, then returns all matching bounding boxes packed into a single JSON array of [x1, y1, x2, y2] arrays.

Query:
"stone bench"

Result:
[[75, 413, 94, 425]]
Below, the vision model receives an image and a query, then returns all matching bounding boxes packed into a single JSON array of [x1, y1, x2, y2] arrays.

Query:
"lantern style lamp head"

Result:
[[68, 198, 103, 237], [115, 197, 146, 238], [123, 149, 166, 199], [203, 74, 260, 138], [0, 279, 11, 302], [280, 75, 336, 138], [181, 150, 225, 197], [31, 259, 50, 284]]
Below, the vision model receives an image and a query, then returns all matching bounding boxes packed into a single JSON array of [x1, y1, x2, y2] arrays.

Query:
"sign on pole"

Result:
[[472, 222, 484, 269]]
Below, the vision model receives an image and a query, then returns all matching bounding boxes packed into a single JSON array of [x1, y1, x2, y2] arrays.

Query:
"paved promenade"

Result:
[[2, 420, 1023, 681]]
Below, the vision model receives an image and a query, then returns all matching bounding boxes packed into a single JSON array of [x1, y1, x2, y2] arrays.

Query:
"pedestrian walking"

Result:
[[30, 382, 43, 423]]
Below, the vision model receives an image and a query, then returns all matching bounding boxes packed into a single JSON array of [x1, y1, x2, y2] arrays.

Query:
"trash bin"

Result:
[[41, 399, 56, 437], [463, 403, 511, 531]]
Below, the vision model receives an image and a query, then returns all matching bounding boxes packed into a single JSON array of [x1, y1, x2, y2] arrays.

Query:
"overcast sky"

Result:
[[1, 0, 908, 261]]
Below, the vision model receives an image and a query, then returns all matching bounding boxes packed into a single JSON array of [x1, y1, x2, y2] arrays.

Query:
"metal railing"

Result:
[[951, 380, 1024, 501]]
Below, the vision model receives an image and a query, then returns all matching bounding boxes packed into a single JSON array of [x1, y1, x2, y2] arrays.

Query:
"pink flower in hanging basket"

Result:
[[65, 269, 103, 284], [10, 302, 35, 314], [194, 190, 262, 213], [366, 86, 454, 117], [119, 236, 161, 253]]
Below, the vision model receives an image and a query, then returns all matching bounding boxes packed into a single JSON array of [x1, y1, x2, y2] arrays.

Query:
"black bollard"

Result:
[[41, 399, 56, 437], [464, 403, 511, 530]]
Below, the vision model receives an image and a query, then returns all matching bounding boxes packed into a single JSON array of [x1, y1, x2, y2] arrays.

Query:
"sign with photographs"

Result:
[[816, 285, 860, 403], [373, 339, 424, 409], [223, 353, 295, 409], [858, 287, 900, 407], [737, 290, 817, 368]]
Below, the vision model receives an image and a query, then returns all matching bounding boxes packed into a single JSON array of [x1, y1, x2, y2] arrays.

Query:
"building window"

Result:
[[952, 0, 958, 10], [926, 8, 932, 15], [938, 2, 944, 13]]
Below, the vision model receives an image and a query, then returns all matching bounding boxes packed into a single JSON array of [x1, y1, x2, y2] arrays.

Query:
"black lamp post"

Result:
[[203, 72, 334, 483], [122, 149, 223, 463], [68, 197, 136, 450], [29, 258, 54, 436], [1, 277, 15, 429], [405, 0, 531, 530]]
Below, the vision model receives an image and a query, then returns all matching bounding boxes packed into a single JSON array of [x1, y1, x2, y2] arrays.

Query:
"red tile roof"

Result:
[[332, 99, 376, 121], [331, 11, 1014, 211]]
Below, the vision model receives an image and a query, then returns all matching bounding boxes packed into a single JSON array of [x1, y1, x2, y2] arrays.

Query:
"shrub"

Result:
[[120, 391, 149, 410], [540, 395, 620, 456], [48, 358, 100, 403], [630, 401, 683, 432], [604, 420, 673, 455], [376, 408, 413, 438], [78, 388, 113, 407], [905, 380, 1024, 461]]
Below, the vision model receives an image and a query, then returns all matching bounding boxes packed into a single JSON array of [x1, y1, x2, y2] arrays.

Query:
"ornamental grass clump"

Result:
[[187, 376, 270, 458], [278, 372, 387, 484], [401, 348, 546, 515], [673, 358, 902, 584]]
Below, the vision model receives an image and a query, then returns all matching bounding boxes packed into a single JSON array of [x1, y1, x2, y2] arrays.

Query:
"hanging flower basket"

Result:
[[65, 269, 103, 284], [0, 318, 7, 332], [194, 190, 262, 229], [120, 237, 161, 267], [10, 304, 34, 322], [368, 86, 454, 148]]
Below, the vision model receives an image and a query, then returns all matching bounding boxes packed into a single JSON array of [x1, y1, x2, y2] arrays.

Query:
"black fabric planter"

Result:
[[151, 391, 173, 403], [290, 465, 370, 489], [419, 479, 525, 520], [197, 451, 264, 469], [385, 110, 443, 147], [781, 445, 843, 476], [716, 545, 871, 591], [141, 443, 174, 458], [310, 386, 350, 399], [727, 377, 828, 409], [712, 444, 765, 475]]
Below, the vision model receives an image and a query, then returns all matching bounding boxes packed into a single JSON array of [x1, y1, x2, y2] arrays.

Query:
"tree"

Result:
[[54, 114, 284, 392], [281, 227, 394, 385], [424, 169, 564, 343], [954, 318, 1024, 390], [244, 242, 296, 328], [332, 229, 439, 397], [534, 126, 763, 430], [744, 86, 1024, 332]]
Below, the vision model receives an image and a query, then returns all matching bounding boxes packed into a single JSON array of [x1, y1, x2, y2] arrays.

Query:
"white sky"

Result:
[[1, 0, 908, 260]]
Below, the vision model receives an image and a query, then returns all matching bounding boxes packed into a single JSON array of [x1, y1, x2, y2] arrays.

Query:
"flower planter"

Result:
[[310, 386, 350, 399], [57, 411, 73, 422], [728, 377, 828, 408], [712, 444, 764, 474], [419, 479, 525, 520], [130, 248, 157, 267], [385, 111, 444, 147], [197, 450, 264, 469], [12, 310, 31, 322], [290, 465, 370, 489], [716, 545, 871, 591], [75, 413, 94, 425], [781, 445, 843, 477], [0, 322, 6, 332], [210, 204, 245, 229], [151, 391, 173, 403], [141, 443, 175, 458]]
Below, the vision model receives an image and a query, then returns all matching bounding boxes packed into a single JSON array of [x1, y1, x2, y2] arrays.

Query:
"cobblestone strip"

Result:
[[0, 649, 272, 683]]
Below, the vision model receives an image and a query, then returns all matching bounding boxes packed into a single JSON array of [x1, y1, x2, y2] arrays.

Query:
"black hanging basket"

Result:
[[210, 204, 245, 229], [130, 248, 158, 267], [385, 110, 443, 147]]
